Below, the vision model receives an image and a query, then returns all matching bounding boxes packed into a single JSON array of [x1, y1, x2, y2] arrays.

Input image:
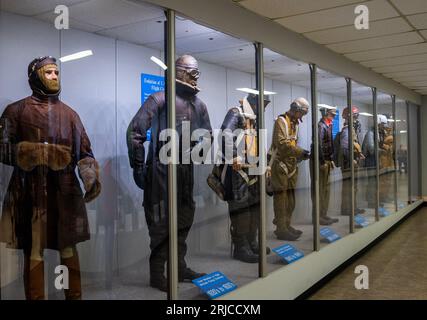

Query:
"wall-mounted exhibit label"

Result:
[[272, 244, 304, 264], [332, 109, 340, 139], [355, 215, 369, 227], [192, 271, 237, 299], [141, 73, 165, 141], [320, 227, 341, 243], [379, 207, 391, 217]]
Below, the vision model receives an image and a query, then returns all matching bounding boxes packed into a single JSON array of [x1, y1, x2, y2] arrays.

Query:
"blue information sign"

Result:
[[272, 244, 304, 264], [320, 227, 341, 243], [379, 206, 391, 217], [192, 272, 237, 300], [141, 73, 165, 141], [332, 109, 340, 139], [355, 214, 369, 227], [141, 73, 165, 103]]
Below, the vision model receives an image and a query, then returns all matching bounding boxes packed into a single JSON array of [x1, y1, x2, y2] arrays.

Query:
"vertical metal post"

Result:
[[255, 43, 267, 278], [406, 101, 412, 204], [392, 95, 398, 212], [372, 88, 380, 222], [346, 78, 355, 233], [310, 64, 320, 251], [165, 9, 178, 300]]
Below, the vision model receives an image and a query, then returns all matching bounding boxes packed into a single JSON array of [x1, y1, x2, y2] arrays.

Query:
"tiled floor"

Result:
[[309, 206, 427, 300]]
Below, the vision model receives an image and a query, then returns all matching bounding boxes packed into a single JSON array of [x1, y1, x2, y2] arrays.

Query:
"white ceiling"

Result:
[[235, 0, 427, 96]]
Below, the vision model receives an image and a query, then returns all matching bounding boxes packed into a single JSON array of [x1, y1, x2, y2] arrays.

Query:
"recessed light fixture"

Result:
[[150, 56, 167, 70], [60, 50, 93, 63], [236, 88, 277, 95], [359, 112, 373, 117], [400, 130, 407, 133]]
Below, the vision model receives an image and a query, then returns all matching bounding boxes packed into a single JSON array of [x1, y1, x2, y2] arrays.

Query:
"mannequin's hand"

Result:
[[232, 157, 242, 171]]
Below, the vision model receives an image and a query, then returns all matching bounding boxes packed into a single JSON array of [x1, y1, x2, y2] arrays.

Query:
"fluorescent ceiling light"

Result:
[[359, 112, 373, 117], [400, 130, 407, 133], [318, 104, 337, 110], [150, 56, 167, 70], [60, 50, 93, 63], [236, 88, 277, 95]]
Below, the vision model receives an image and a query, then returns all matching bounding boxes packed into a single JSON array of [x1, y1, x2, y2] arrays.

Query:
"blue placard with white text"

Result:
[[379, 207, 391, 217], [355, 214, 369, 227], [141, 73, 165, 142], [332, 109, 340, 139], [192, 271, 237, 300], [141, 73, 165, 103], [272, 244, 304, 264], [320, 227, 341, 243]]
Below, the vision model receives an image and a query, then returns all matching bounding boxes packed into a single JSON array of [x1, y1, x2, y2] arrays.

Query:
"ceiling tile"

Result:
[[276, 0, 398, 34], [65, 0, 163, 29], [35, 10, 104, 33], [190, 43, 255, 64], [400, 80, 427, 85], [97, 17, 164, 45], [346, 43, 427, 61], [373, 62, 427, 73], [393, 75, 427, 82], [385, 69, 427, 78], [175, 31, 248, 55], [0, 0, 87, 16], [237, 0, 362, 19], [390, 0, 427, 15], [304, 17, 411, 44], [327, 32, 423, 53], [407, 13, 427, 29], [361, 53, 427, 67]]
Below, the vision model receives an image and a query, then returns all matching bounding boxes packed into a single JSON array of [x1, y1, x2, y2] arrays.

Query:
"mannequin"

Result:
[[127, 55, 212, 292], [271, 98, 310, 241], [0, 56, 101, 300]]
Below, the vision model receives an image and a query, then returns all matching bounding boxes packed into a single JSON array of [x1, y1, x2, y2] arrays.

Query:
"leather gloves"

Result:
[[133, 165, 146, 190]]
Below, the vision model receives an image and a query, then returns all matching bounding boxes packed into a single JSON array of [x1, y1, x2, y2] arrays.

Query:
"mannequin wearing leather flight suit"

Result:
[[310, 107, 339, 226], [127, 55, 212, 292], [271, 98, 310, 241], [219, 93, 270, 263], [0, 57, 101, 300]]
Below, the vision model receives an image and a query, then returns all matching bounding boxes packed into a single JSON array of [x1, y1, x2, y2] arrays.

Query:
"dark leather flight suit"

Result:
[[127, 81, 212, 278]]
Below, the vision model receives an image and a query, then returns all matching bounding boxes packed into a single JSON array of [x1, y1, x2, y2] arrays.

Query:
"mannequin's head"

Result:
[[28, 56, 61, 97], [289, 97, 309, 123], [320, 107, 337, 121], [176, 55, 200, 88]]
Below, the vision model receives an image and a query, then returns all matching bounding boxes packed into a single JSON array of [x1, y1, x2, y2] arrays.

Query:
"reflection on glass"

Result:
[[408, 103, 421, 202], [316, 70, 351, 243], [352, 83, 376, 226], [377, 93, 396, 215], [395, 99, 408, 209], [263, 49, 313, 272], [172, 16, 262, 299]]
